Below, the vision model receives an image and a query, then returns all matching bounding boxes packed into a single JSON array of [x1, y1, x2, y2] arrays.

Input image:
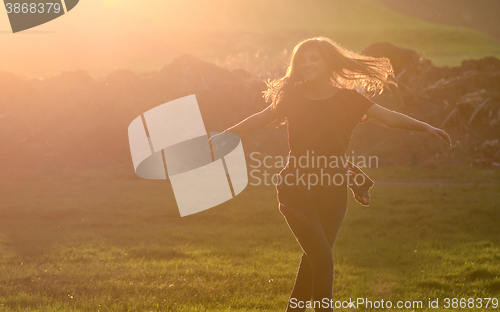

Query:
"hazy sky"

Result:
[[2, 0, 499, 79], [1, 0, 384, 78], [0, 1, 207, 78], [0, 0, 378, 78]]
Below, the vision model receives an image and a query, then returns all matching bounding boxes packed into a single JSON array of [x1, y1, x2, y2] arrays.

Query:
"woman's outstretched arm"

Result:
[[209, 104, 277, 152], [217, 104, 277, 137], [366, 104, 451, 146]]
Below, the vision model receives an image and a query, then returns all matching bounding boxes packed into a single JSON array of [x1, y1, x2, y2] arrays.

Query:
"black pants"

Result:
[[278, 184, 348, 312]]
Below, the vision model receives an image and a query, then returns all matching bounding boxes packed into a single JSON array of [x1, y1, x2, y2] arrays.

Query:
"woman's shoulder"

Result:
[[285, 85, 302, 98], [339, 88, 375, 104], [341, 88, 362, 97], [279, 85, 302, 106]]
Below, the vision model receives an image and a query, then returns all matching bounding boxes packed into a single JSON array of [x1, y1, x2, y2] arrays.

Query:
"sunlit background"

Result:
[[2, 0, 500, 78], [1, 2, 500, 311]]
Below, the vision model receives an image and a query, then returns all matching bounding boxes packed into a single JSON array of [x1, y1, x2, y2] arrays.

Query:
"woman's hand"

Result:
[[207, 132, 224, 153], [207, 136, 214, 153], [425, 125, 451, 146], [207, 135, 216, 153]]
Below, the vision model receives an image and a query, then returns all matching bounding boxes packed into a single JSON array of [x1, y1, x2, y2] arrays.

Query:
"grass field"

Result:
[[0, 165, 499, 311]]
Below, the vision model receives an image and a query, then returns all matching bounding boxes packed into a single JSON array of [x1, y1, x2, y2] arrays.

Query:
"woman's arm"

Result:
[[366, 104, 451, 146], [208, 104, 278, 152], [217, 104, 277, 137]]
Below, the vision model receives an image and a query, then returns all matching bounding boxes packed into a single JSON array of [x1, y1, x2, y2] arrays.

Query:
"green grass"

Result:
[[0, 165, 499, 311], [362, 164, 500, 184]]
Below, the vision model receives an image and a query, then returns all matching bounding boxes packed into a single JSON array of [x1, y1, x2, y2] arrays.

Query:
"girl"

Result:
[[213, 37, 450, 311]]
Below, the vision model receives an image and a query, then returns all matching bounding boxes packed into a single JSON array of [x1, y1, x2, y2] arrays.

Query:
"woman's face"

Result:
[[297, 47, 330, 82]]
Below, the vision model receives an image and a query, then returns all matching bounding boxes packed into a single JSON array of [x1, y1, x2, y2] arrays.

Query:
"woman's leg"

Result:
[[280, 187, 347, 311]]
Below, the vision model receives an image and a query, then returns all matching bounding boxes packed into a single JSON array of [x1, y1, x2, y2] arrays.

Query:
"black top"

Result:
[[272, 87, 375, 194]]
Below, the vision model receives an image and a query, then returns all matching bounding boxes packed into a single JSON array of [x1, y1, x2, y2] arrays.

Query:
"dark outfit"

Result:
[[272, 88, 375, 311]]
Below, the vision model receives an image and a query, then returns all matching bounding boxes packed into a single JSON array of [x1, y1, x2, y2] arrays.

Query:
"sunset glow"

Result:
[[1, 0, 499, 78]]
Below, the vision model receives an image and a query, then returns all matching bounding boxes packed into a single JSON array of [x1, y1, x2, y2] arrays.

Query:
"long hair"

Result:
[[263, 37, 396, 121]]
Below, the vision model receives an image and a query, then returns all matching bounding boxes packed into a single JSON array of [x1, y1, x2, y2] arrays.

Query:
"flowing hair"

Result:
[[263, 37, 396, 122]]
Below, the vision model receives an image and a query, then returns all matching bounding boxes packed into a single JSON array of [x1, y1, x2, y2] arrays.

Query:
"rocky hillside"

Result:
[[1, 44, 499, 172]]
